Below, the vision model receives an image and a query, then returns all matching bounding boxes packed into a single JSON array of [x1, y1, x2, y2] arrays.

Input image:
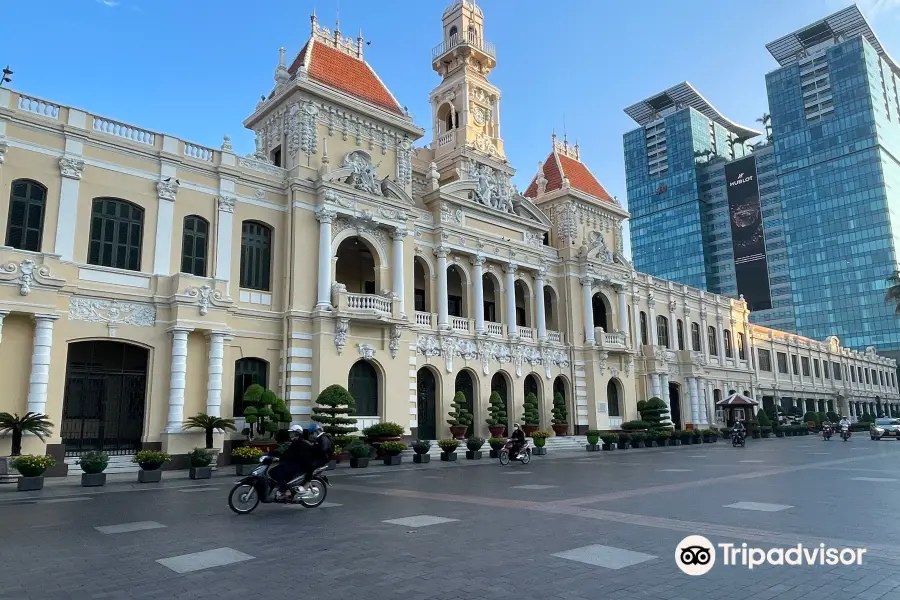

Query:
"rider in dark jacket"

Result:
[[509, 423, 526, 458], [269, 425, 313, 500]]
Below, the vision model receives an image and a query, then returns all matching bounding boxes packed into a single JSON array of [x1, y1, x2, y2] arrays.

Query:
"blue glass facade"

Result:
[[767, 35, 900, 354]]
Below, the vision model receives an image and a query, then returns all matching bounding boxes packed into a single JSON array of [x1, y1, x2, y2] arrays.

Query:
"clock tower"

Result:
[[429, 0, 508, 180]]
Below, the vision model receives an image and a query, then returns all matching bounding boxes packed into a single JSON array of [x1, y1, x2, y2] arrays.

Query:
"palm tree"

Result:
[[729, 135, 751, 157], [0, 412, 53, 456], [756, 113, 772, 142], [183, 413, 237, 449], [885, 271, 900, 315]]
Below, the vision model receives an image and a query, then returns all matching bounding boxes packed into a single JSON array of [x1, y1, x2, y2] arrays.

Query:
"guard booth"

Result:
[[716, 392, 759, 427]]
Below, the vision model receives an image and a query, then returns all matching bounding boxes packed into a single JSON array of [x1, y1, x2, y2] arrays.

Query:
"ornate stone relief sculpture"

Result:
[[458, 159, 515, 214], [157, 179, 179, 201], [69, 298, 156, 327], [625, 355, 634, 376], [342, 150, 383, 196], [440, 204, 463, 224], [185, 285, 226, 316], [582, 230, 613, 263], [397, 138, 412, 186], [440, 336, 456, 373], [358, 344, 376, 361], [59, 156, 85, 180], [334, 319, 349, 355], [598, 350, 609, 375], [0, 259, 64, 296], [388, 326, 401, 359], [0, 136, 7, 165]]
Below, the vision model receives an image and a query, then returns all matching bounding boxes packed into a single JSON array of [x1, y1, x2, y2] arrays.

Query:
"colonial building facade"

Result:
[[0, 1, 895, 473]]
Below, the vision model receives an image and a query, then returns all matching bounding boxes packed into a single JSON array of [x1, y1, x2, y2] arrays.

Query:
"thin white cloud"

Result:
[[856, 0, 900, 17], [96, 0, 120, 7]]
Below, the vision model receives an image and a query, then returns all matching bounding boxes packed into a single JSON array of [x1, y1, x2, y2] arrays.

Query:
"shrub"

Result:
[[313, 384, 358, 447], [447, 392, 473, 428], [381, 441, 407, 456], [413, 440, 431, 454], [826, 411, 840, 423], [816, 412, 827, 425], [438, 438, 460, 453], [363, 422, 405, 438], [755, 410, 771, 428], [488, 437, 506, 450], [617, 432, 632, 443], [242, 384, 287, 439], [679, 430, 693, 441], [466, 436, 485, 451], [76, 451, 109, 474], [629, 432, 646, 442], [188, 448, 213, 468], [691, 428, 702, 439], [486, 391, 507, 428], [639, 398, 670, 429], [621, 420, 651, 431], [11, 454, 55, 477], [601, 433, 619, 445], [803, 411, 820, 425], [858, 413, 874, 424], [0, 412, 54, 456], [655, 429, 672, 440], [761, 426, 772, 434], [183, 413, 236, 449], [586, 430, 601, 445], [522, 392, 540, 426], [232, 446, 264, 464], [551, 392, 568, 426], [344, 440, 371, 459], [132, 450, 171, 471]]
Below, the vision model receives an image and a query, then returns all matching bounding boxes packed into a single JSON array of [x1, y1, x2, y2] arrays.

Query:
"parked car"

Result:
[[870, 418, 900, 440]]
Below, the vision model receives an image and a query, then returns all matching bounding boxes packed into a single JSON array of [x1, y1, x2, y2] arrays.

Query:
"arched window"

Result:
[[592, 294, 608, 331], [639, 312, 648, 346], [656, 315, 669, 348], [88, 198, 144, 271], [691, 322, 701, 351], [676, 319, 685, 351], [448, 25, 458, 38], [607, 380, 620, 417], [240, 220, 272, 291], [349, 360, 379, 416], [233, 357, 268, 416], [180, 215, 209, 277], [708, 326, 718, 356], [724, 330, 733, 358], [6, 179, 46, 252], [738, 332, 746, 360]]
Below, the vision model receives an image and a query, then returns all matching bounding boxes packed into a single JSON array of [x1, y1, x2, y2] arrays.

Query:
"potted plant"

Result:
[[668, 430, 681, 446], [531, 430, 549, 455], [488, 437, 506, 458], [312, 384, 359, 449], [381, 441, 407, 466], [182, 413, 236, 468], [242, 384, 291, 440], [11, 455, 55, 491], [0, 412, 54, 479], [655, 429, 672, 447], [701, 429, 714, 443], [775, 427, 785, 438], [521, 392, 540, 436], [630, 431, 646, 448], [679, 430, 693, 445], [691, 429, 702, 444], [551, 392, 568, 436], [438, 438, 459, 461], [363, 422, 405, 456], [586, 430, 601, 451], [413, 440, 432, 464], [466, 436, 485, 460], [76, 451, 109, 487], [345, 440, 371, 468], [617, 432, 631, 449], [188, 448, 213, 480], [755, 410, 772, 439], [447, 392, 473, 439], [486, 391, 507, 437], [232, 446, 264, 475], [638, 398, 670, 429], [132, 450, 171, 483], [601, 433, 618, 451]]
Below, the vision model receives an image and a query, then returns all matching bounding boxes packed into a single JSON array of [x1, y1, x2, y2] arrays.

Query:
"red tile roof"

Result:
[[287, 40, 404, 116], [524, 144, 613, 202]]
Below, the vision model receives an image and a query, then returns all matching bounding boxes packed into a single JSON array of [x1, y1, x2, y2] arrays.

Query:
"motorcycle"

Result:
[[840, 424, 852, 442], [731, 430, 746, 448], [228, 456, 329, 515], [499, 439, 531, 465], [822, 425, 833, 441]]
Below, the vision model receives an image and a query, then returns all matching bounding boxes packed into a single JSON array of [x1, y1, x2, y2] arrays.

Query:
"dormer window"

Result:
[[270, 145, 282, 168]]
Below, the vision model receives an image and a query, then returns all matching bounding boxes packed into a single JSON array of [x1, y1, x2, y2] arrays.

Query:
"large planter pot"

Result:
[[586, 444, 601, 452], [488, 426, 506, 437], [189, 467, 212, 480], [761, 432, 771, 439], [532, 447, 547, 456], [702, 435, 712, 443], [752, 432, 761, 439], [383, 455, 402, 466], [235, 463, 255, 476], [413, 453, 431, 464], [367, 436, 402, 458], [489, 449, 501, 458], [631, 441, 645, 449], [775, 431, 785, 438], [465, 450, 483, 460], [0, 456, 19, 480], [349, 457, 369, 468], [669, 439, 681, 446], [81, 473, 107, 487], [616, 442, 629, 450], [138, 469, 162, 483], [552, 425, 568, 436], [449, 426, 467, 439], [600, 443, 615, 451], [17, 476, 44, 491], [522, 425, 539, 436], [440, 452, 457, 462]]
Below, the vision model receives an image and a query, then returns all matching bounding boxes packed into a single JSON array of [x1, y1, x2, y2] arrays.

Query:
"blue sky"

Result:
[[4, 0, 899, 223]]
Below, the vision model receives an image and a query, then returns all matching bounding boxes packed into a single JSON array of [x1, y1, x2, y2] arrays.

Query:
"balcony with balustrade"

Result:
[[332, 283, 400, 322], [595, 328, 628, 352], [431, 30, 497, 66]]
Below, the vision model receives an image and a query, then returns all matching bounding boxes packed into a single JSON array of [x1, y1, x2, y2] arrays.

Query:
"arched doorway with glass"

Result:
[[60, 340, 150, 456], [454, 370, 476, 436], [413, 256, 431, 317], [607, 379, 622, 425], [334, 236, 381, 295], [592, 292, 610, 332], [349, 360, 381, 429], [491, 371, 511, 431], [416, 367, 438, 441], [553, 375, 569, 433], [482, 272, 502, 330], [669, 383, 683, 429]]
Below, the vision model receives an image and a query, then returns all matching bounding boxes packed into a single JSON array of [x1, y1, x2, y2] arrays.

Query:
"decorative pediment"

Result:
[[320, 149, 414, 206], [0, 259, 65, 296]]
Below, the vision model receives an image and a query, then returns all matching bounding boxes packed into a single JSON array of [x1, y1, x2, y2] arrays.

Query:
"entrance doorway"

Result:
[[491, 372, 510, 430], [60, 341, 149, 456], [669, 383, 682, 430], [455, 370, 476, 437], [416, 367, 437, 440]]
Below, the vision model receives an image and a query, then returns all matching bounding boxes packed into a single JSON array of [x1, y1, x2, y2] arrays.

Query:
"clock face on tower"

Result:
[[473, 106, 487, 126]]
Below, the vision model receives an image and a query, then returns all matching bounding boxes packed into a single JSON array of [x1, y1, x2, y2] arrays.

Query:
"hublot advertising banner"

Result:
[[725, 155, 772, 311]]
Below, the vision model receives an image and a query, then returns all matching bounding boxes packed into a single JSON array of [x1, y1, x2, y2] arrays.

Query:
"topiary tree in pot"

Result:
[[76, 451, 109, 487], [522, 393, 540, 435], [551, 392, 568, 436], [638, 398, 670, 429], [486, 391, 507, 437], [447, 392, 473, 439], [312, 384, 358, 449]]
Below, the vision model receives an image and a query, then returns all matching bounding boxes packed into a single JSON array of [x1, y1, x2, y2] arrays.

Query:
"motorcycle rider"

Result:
[[269, 424, 314, 501], [732, 419, 746, 441], [300, 423, 334, 489], [839, 415, 851, 435], [509, 423, 526, 459]]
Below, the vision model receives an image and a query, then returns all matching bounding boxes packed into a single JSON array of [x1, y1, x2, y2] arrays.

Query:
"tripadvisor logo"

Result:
[[676, 536, 867, 574]]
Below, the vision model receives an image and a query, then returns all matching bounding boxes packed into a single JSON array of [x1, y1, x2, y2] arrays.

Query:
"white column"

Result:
[[716, 315, 726, 361], [705, 381, 714, 423], [699, 381, 709, 425], [700, 310, 710, 360], [648, 294, 658, 345], [471, 256, 486, 334], [617, 287, 628, 334], [632, 297, 641, 347], [668, 302, 678, 350], [650, 373, 661, 399], [582, 276, 595, 344], [391, 227, 406, 318], [26, 314, 59, 415], [688, 377, 700, 425], [206, 332, 226, 417], [215, 196, 236, 281], [153, 187, 176, 275], [314, 208, 336, 309], [435, 247, 449, 328], [535, 269, 547, 341], [504, 263, 518, 339], [661, 373, 670, 409], [166, 327, 192, 432], [55, 158, 84, 261]]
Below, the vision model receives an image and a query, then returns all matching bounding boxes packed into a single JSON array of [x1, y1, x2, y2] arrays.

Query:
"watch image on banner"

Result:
[[725, 155, 772, 312]]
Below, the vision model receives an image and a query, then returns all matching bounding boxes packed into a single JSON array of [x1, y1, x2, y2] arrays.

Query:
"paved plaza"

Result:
[[4, 437, 900, 599]]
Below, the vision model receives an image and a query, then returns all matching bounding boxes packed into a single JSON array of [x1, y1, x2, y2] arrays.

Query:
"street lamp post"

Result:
[[0, 66, 13, 87]]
